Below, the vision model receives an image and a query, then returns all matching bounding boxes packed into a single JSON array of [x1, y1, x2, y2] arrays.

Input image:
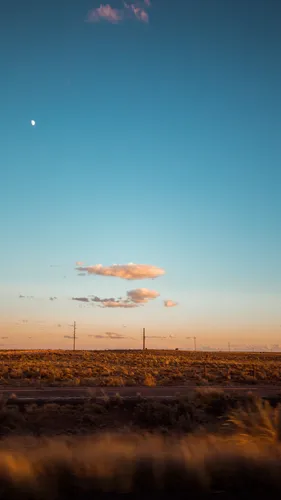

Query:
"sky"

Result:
[[0, 0, 280, 350]]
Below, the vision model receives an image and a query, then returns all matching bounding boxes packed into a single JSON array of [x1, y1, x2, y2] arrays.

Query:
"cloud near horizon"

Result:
[[164, 300, 178, 308], [76, 263, 165, 280], [99, 300, 138, 308], [73, 295, 137, 308], [147, 335, 176, 340], [88, 332, 135, 340], [87, 1, 150, 24]]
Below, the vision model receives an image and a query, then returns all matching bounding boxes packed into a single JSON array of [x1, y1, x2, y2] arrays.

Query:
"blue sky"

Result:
[[0, 0, 280, 350]]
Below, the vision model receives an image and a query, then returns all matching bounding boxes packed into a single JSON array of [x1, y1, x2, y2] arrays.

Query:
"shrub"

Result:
[[143, 373, 156, 387], [228, 398, 281, 442]]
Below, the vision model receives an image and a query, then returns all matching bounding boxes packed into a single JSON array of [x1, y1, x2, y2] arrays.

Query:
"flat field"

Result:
[[1, 349, 281, 387]]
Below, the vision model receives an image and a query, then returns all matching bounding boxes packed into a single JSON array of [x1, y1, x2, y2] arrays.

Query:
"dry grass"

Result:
[[1, 396, 281, 497], [228, 397, 281, 442], [1, 432, 281, 498], [1, 349, 281, 387]]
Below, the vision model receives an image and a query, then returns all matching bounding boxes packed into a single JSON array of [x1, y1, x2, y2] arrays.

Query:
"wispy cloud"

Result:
[[49, 297, 57, 301], [72, 297, 90, 303], [72, 287, 160, 308], [91, 296, 138, 308], [164, 300, 178, 308], [147, 335, 166, 339], [64, 335, 73, 339], [88, 332, 135, 340], [101, 301, 138, 308], [76, 261, 84, 266], [72, 296, 133, 307], [90, 296, 117, 303], [147, 335, 176, 339], [19, 295, 34, 300], [128, 4, 149, 22], [87, 5, 123, 23], [87, 1, 151, 24], [76, 263, 165, 280]]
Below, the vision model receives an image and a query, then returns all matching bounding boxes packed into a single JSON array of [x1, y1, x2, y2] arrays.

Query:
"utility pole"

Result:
[[73, 321, 76, 351], [143, 327, 146, 350]]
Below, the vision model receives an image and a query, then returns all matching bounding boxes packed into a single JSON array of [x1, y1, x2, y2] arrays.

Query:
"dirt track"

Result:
[[2, 384, 281, 401]]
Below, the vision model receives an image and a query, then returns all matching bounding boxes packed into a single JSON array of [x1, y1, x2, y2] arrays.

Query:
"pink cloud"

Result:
[[127, 288, 160, 303], [130, 5, 149, 22], [87, 1, 151, 24], [76, 263, 165, 280], [164, 300, 178, 308], [98, 301, 137, 308], [87, 5, 123, 23]]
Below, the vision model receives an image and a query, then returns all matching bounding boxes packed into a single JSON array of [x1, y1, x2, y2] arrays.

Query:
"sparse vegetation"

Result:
[[1, 349, 281, 387], [0, 389, 276, 437]]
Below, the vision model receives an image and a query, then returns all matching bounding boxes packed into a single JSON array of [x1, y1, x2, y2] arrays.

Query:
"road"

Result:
[[1, 384, 281, 403]]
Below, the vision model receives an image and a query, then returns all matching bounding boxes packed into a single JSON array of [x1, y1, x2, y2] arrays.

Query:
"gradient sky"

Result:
[[0, 0, 281, 350]]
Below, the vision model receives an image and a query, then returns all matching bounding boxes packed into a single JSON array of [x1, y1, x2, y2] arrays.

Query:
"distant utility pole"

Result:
[[186, 336, 197, 351], [143, 327, 146, 350], [73, 321, 76, 351]]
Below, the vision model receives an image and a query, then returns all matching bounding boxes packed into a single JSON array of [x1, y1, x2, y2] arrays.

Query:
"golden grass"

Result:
[[1, 349, 281, 387], [1, 396, 281, 496], [1, 431, 281, 498], [228, 398, 281, 442]]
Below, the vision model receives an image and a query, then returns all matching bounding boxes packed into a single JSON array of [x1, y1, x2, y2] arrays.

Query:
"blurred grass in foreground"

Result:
[[1, 398, 281, 498]]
